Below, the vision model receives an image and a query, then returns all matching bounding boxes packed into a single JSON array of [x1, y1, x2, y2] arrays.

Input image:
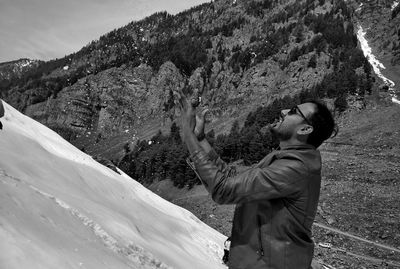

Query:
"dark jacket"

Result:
[[0, 99, 4, 129], [0, 99, 4, 118], [190, 144, 321, 269]]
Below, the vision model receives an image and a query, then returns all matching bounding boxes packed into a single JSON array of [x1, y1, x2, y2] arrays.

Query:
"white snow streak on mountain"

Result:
[[392, 1, 399, 10], [357, 25, 400, 105], [0, 100, 227, 269], [356, 3, 363, 12]]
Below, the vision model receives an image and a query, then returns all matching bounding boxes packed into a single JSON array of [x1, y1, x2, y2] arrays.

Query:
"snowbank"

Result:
[[0, 100, 227, 269]]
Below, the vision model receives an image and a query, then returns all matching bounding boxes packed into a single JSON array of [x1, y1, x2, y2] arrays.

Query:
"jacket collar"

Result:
[[278, 143, 316, 151]]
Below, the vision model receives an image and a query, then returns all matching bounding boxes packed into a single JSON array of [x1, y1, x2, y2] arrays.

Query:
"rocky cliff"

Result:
[[351, 0, 400, 95], [24, 62, 181, 139]]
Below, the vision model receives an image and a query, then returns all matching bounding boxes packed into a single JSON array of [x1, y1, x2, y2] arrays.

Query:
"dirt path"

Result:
[[314, 222, 400, 254]]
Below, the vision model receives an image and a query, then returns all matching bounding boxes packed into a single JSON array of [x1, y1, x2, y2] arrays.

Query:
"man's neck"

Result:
[[279, 139, 308, 149]]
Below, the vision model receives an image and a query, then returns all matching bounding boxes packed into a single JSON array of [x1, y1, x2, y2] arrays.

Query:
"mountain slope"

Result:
[[0, 99, 226, 269], [0, 0, 375, 162]]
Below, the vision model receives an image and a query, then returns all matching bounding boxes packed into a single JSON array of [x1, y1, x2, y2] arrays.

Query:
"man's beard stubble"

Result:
[[270, 124, 292, 142]]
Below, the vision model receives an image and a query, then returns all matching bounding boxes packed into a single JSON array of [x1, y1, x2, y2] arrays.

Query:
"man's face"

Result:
[[270, 102, 315, 141]]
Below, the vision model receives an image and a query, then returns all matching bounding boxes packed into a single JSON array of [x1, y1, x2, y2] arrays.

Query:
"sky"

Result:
[[0, 99, 227, 269], [0, 0, 210, 63]]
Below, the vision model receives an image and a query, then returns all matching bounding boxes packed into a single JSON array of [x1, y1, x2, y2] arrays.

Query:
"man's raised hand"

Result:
[[174, 87, 208, 142], [194, 108, 209, 141], [174, 88, 198, 139]]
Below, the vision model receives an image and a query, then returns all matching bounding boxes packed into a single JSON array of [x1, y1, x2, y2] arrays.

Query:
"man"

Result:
[[178, 95, 337, 269]]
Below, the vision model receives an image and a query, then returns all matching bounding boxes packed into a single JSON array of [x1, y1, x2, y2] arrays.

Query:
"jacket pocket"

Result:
[[284, 241, 314, 269]]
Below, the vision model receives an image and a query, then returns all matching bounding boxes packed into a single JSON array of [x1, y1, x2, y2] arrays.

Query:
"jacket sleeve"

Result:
[[190, 149, 307, 204]]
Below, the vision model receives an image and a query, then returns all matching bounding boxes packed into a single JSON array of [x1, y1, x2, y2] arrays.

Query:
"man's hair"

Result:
[[306, 100, 338, 148]]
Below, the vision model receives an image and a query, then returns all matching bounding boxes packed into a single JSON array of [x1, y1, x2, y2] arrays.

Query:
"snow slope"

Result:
[[0, 100, 227, 269]]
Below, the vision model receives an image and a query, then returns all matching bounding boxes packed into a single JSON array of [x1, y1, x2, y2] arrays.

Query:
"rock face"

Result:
[[354, 0, 400, 65], [24, 53, 329, 145], [24, 62, 185, 140]]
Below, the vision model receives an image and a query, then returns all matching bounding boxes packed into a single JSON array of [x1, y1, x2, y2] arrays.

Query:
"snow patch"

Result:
[[356, 3, 363, 12], [1, 102, 118, 178], [357, 25, 399, 104], [20, 60, 34, 68], [392, 1, 399, 10], [29, 185, 172, 269], [0, 100, 227, 269]]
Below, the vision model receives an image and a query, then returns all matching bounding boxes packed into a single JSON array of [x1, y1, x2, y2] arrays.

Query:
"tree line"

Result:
[[118, 123, 198, 188], [117, 89, 335, 188]]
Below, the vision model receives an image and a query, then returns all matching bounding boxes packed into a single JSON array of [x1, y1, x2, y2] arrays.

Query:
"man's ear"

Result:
[[297, 125, 313, 136]]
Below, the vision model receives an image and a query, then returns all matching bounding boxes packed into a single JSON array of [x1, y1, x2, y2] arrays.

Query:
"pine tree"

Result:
[[308, 54, 317, 68], [334, 95, 348, 113]]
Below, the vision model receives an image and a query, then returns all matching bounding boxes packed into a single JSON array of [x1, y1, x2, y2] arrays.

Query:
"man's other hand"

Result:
[[194, 108, 209, 141], [175, 89, 197, 140]]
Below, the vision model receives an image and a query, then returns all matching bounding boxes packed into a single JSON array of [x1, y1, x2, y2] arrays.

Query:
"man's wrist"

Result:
[[182, 127, 195, 140], [183, 130, 202, 153]]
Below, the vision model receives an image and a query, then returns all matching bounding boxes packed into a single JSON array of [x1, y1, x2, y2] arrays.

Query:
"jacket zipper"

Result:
[[257, 216, 264, 257]]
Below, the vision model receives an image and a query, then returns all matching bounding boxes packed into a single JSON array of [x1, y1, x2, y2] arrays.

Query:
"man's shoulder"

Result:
[[258, 145, 320, 166], [264, 146, 321, 173], [280, 147, 321, 174]]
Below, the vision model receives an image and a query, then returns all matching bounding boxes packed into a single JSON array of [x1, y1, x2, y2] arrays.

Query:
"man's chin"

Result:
[[270, 118, 283, 129], [270, 125, 279, 138], [270, 122, 281, 132], [270, 126, 291, 142]]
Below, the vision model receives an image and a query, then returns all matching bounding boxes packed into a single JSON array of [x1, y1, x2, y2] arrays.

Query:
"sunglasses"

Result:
[[287, 106, 313, 126]]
